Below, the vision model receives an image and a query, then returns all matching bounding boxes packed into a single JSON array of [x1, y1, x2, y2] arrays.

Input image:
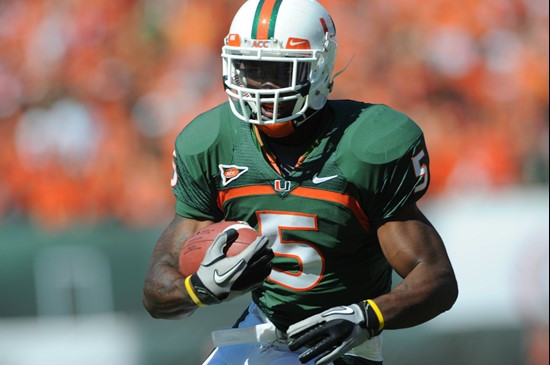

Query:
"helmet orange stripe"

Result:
[[252, 0, 283, 40]]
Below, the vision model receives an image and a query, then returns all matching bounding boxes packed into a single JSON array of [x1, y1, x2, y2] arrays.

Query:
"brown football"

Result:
[[178, 221, 260, 277]]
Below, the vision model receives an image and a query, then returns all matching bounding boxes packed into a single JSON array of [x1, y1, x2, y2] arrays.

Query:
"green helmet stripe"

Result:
[[268, 0, 283, 39], [251, 0, 266, 39]]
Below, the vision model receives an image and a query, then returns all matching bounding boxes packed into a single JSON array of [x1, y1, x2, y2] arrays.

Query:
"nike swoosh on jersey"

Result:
[[312, 173, 338, 184], [213, 259, 246, 285], [321, 306, 355, 317]]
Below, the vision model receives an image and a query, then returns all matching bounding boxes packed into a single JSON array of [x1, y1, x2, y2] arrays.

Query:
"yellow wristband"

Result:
[[366, 299, 385, 331], [184, 276, 206, 307]]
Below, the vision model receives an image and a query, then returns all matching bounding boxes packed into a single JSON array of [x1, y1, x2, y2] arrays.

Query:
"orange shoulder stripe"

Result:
[[217, 185, 370, 231], [292, 187, 371, 231], [217, 185, 275, 211]]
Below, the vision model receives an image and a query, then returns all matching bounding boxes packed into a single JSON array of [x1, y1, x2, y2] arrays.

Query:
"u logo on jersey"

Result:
[[274, 180, 292, 192], [219, 164, 249, 186]]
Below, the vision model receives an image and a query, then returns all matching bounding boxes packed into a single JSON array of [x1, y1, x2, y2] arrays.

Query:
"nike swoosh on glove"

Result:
[[287, 302, 382, 364], [189, 229, 273, 305]]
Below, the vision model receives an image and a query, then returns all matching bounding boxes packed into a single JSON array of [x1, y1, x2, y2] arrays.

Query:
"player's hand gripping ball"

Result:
[[179, 221, 261, 277]]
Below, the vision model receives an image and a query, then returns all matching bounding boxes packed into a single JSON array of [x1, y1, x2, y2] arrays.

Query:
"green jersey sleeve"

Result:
[[171, 103, 235, 221], [338, 104, 430, 227], [371, 136, 429, 223], [172, 148, 222, 221]]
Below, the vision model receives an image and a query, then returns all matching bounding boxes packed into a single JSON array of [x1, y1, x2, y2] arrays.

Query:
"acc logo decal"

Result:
[[252, 40, 270, 48], [219, 164, 249, 186]]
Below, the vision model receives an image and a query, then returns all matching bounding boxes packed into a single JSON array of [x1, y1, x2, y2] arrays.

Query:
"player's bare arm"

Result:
[[143, 215, 274, 318], [374, 202, 458, 329], [142, 215, 214, 319], [287, 203, 458, 364]]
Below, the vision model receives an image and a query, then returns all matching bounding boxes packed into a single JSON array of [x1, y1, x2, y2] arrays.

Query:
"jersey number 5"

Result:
[[411, 149, 428, 193], [257, 212, 324, 291]]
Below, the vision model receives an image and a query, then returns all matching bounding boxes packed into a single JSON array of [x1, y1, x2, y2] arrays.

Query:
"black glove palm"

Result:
[[287, 302, 382, 364]]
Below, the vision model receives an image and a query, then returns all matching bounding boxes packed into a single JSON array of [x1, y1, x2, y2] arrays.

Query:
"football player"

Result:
[[143, 0, 458, 364]]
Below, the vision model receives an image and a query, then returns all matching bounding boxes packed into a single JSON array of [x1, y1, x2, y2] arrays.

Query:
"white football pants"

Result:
[[202, 302, 383, 365]]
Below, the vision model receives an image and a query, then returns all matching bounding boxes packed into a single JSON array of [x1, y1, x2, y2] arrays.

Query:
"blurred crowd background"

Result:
[[0, 1, 548, 365], [0, 0, 547, 230]]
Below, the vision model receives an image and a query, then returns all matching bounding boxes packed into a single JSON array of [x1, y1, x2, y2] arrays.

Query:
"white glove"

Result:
[[189, 229, 273, 305], [287, 302, 382, 364]]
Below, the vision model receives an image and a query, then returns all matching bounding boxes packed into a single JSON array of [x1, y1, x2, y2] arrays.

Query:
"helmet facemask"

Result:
[[222, 36, 334, 125]]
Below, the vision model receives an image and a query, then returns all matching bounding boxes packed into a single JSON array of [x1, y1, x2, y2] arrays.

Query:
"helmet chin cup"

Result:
[[222, 0, 337, 125], [227, 85, 309, 125], [257, 122, 296, 138]]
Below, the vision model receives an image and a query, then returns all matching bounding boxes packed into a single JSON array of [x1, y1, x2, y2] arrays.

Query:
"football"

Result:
[[178, 221, 260, 277]]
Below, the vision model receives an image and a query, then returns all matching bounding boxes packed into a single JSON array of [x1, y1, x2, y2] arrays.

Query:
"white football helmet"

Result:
[[222, 0, 337, 125]]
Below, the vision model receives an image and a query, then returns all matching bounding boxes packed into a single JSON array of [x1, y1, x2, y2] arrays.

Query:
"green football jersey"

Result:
[[172, 100, 429, 330]]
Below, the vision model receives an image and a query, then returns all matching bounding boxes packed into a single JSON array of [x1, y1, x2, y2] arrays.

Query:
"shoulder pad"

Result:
[[175, 102, 236, 157], [344, 104, 423, 164]]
